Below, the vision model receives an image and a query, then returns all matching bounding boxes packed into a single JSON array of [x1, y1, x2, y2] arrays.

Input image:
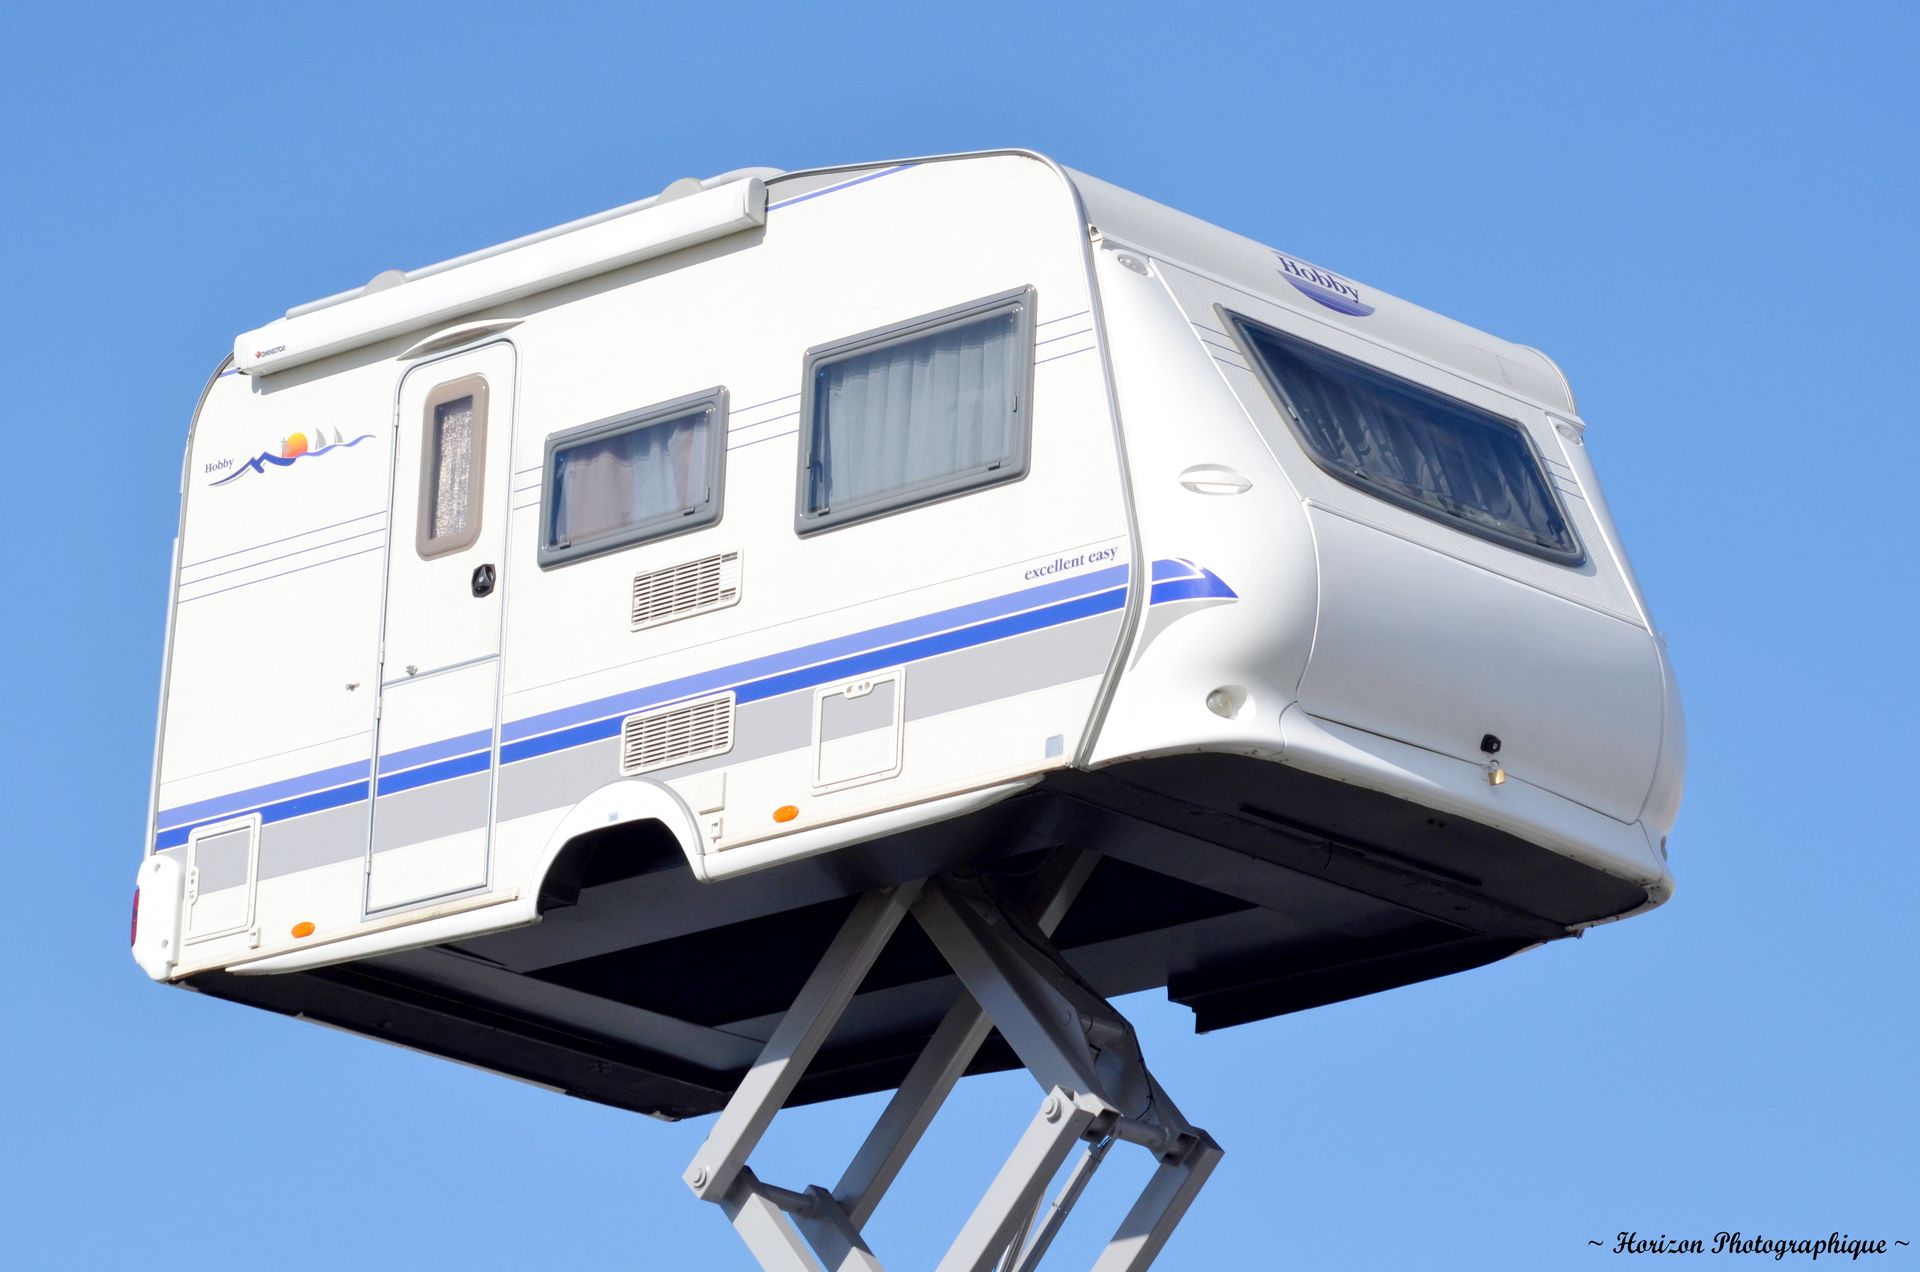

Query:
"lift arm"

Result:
[[681, 853, 1223, 1271]]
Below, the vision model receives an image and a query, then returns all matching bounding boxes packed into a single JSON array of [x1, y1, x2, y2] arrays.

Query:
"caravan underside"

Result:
[[187, 755, 1643, 1120]]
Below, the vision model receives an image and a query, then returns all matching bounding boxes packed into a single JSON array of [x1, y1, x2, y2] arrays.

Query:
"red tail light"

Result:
[[131, 889, 141, 947]]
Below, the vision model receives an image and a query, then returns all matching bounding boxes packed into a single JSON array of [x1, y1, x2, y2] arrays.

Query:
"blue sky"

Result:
[[3, 2, 1915, 1268]]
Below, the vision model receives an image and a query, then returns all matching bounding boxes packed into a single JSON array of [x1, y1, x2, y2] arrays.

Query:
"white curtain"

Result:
[[428, 396, 476, 541], [807, 311, 1018, 515], [551, 413, 709, 546]]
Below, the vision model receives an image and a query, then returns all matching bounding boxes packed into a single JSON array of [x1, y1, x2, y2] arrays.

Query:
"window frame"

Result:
[[1221, 307, 1585, 566], [794, 285, 1038, 536], [415, 373, 490, 560], [536, 386, 729, 569]]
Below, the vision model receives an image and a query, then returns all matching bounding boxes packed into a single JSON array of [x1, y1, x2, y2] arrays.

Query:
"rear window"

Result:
[[1227, 313, 1582, 563]]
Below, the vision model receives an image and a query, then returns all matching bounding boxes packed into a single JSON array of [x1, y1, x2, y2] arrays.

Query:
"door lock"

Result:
[[471, 563, 497, 597]]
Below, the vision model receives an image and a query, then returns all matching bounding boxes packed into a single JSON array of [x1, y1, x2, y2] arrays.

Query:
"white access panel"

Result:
[[813, 669, 905, 792], [366, 342, 515, 914], [183, 814, 259, 943]]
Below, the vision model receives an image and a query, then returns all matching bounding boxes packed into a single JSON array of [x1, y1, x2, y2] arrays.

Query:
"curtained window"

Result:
[[418, 374, 490, 559], [798, 288, 1034, 533], [1230, 314, 1581, 563], [428, 396, 477, 542], [540, 389, 726, 566]]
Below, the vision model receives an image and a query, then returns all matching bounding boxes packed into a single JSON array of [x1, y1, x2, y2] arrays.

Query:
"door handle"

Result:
[[471, 563, 497, 597]]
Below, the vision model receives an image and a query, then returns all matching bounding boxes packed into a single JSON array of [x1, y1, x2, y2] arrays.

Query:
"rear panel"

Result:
[[153, 362, 393, 966]]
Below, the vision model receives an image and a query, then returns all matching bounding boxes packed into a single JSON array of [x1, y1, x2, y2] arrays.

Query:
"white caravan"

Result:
[[132, 148, 1683, 1268]]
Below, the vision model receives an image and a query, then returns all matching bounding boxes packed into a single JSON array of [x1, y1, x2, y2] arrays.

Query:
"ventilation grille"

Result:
[[632, 551, 743, 630], [620, 693, 735, 776]]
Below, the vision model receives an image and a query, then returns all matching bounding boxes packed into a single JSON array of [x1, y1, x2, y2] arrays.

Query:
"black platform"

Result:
[[188, 755, 1645, 1119]]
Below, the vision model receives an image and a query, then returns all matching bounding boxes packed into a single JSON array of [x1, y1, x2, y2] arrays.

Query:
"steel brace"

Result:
[[682, 851, 1223, 1271]]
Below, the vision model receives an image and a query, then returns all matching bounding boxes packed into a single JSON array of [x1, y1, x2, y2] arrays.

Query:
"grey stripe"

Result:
[[260, 803, 370, 880], [495, 685, 817, 821], [496, 610, 1120, 824], [182, 608, 1124, 886], [820, 680, 896, 742], [160, 802, 371, 885], [903, 612, 1115, 721], [373, 772, 490, 853], [192, 826, 253, 892]]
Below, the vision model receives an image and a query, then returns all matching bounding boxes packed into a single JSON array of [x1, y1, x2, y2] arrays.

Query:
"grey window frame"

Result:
[[794, 285, 1038, 536], [1221, 307, 1585, 565], [416, 373, 490, 559], [536, 386, 728, 569]]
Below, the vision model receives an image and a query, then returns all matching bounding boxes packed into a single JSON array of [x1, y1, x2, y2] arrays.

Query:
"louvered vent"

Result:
[[620, 693, 735, 776], [632, 551, 743, 630]]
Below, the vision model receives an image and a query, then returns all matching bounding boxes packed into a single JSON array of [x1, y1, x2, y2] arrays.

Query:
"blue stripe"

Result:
[[378, 728, 494, 776], [733, 587, 1125, 707], [151, 559, 1234, 849], [1150, 572, 1237, 604], [500, 564, 1128, 745], [157, 760, 372, 833], [496, 586, 1127, 767], [178, 542, 385, 604], [183, 526, 384, 587], [155, 779, 371, 850], [181, 509, 384, 571], [766, 164, 914, 211], [376, 748, 491, 796]]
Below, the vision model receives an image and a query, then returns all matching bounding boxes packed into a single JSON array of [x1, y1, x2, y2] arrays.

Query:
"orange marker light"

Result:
[[291, 921, 316, 939], [773, 805, 799, 823]]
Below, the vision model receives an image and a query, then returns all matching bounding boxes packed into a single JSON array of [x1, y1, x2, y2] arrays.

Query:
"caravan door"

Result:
[[366, 343, 516, 913]]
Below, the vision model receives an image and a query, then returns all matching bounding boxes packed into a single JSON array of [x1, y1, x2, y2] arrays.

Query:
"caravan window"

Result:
[[796, 287, 1036, 534], [418, 374, 489, 558], [538, 388, 727, 567], [1226, 313, 1582, 563]]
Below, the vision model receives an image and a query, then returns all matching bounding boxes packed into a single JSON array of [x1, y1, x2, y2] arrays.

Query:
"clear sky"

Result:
[[3, 2, 1915, 1268]]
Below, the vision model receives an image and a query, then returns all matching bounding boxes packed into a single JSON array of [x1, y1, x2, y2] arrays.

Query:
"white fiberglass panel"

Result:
[[368, 660, 498, 912], [1298, 508, 1664, 823]]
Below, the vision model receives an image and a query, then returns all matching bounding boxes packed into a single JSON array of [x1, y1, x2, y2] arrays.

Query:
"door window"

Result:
[[418, 374, 490, 557]]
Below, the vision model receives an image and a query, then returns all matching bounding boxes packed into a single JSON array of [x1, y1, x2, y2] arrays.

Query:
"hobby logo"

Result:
[[1273, 252, 1374, 317]]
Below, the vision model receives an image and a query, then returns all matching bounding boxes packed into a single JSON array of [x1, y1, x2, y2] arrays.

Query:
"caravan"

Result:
[[131, 149, 1684, 1266]]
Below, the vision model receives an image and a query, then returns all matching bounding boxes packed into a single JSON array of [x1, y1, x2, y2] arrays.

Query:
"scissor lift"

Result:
[[682, 850, 1222, 1271]]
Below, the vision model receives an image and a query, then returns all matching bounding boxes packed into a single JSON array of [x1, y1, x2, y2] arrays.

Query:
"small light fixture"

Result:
[[773, 805, 799, 823], [291, 921, 316, 938]]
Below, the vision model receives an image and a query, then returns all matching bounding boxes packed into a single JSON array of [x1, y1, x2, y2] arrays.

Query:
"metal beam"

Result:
[[933, 1089, 1101, 1272], [1088, 1133, 1224, 1272], [677, 869, 1221, 1272], [686, 884, 922, 1202], [837, 852, 1097, 1228]]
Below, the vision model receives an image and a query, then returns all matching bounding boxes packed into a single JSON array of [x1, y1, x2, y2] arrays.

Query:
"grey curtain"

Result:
[[551, 413, 709, 546], [808, 310, 1018, 515], [1245, 324, 1574, 554]]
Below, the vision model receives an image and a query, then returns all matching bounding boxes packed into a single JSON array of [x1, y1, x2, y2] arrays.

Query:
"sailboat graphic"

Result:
[[213, 425, 375, 487]]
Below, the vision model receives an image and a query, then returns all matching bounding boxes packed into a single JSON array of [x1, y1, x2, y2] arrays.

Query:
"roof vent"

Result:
[[621, 693, 735, 776], [657, 176, 705, 203], [632, 551, 742, 631], [364, 268, 407, 293]]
